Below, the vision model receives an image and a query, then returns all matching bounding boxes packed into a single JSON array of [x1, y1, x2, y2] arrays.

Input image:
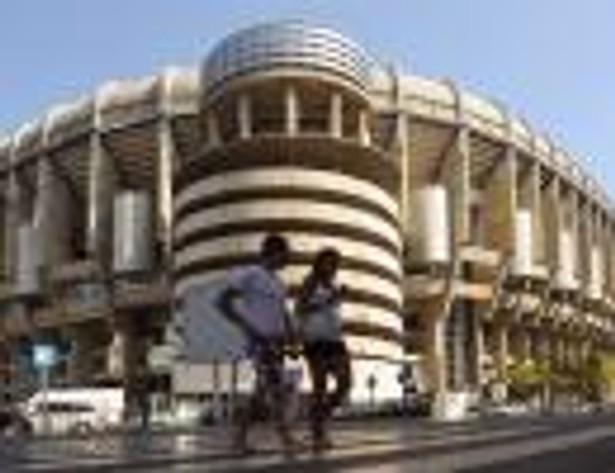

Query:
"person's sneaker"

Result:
[[231, 431, 256, 457], [280, 432, 301, 457], [311, 434, 334, 453], [232, 441, 257, 457]]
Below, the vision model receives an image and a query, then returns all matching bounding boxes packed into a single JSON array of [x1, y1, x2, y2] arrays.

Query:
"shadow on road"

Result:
[[459, 435, 615, 473]]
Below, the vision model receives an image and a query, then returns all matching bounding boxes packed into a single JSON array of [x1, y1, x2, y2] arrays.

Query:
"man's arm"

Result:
[[217, 285, 263, 344]]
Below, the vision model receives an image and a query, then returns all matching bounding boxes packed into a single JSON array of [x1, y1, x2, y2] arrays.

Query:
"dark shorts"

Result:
[[304, 340, 348, 368], [252, 340, 285, 391]]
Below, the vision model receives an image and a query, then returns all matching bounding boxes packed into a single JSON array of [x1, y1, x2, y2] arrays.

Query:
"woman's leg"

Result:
[[326, 343, 352, 416], [306, 343, 328, 445]]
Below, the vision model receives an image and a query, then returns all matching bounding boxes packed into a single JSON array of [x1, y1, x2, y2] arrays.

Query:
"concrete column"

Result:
[[397, 113, 411, 236], [568, 190, 580, 282], [535, 328, 551, 363], [534, 328, 553, 409], [33, 157, 70, 269], [4, 169, 22, 280], [358, 109, 371, 147], [109, 315, 149, 420], [603, 219, 611, 296], [579, 339, 592, 365], [285, 85, 299, 137], [569, 336, 580, 369], [66, 326, 100, 382], [610, 222, 615, 296], [578, 202, 591, 290], [444, 81, 471, 247], [86, 130, 115, 265], [157, 118, 175, 265], [519, 162, 544, 266], [553, 333, 566, 368], [605, 220, 615, 298], [511, 326, 531, 363], [4, 339, 26, 395], [544, 176, 562, 274], [473, 318, 486, 391], [493, 322, 509, 402], [329, 92, 343, 139], [484, 145, 517, 254], [559, 335, 570, 368], [597, 212, 608, 296], [445, 127, 471, 246], [106, 320, 145, 383], [206, 112, 221, 147], [237, 94, 252, 140], [423, 313, 448, 416], [106, 329, 128, 379], [448, 301, 474, 391]]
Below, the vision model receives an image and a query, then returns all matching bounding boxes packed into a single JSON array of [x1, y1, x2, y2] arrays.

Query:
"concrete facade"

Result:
[[0, 21, 614, 416]]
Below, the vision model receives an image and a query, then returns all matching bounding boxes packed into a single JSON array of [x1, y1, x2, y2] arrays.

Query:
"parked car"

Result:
[[482, 402, 530, 418], [21, 388, 124, 436]]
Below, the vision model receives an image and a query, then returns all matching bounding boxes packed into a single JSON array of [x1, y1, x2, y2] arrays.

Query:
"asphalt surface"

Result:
[[2, 413, 615, 472]]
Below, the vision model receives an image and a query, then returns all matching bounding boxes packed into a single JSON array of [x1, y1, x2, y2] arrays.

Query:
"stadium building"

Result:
[[1, 21, 614, 418]]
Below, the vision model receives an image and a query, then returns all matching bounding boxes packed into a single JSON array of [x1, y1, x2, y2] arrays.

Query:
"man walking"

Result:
[[217, 234, 296, 454]]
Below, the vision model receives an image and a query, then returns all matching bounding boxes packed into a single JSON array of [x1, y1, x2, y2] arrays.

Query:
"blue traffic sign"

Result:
[[32, 344, 58, 369]]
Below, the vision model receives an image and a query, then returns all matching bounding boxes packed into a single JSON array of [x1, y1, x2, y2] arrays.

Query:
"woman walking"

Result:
[[296, 248, 352, 451]]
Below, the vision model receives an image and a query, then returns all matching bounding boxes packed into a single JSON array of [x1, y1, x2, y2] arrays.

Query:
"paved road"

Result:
[[3, 413, 615, 472]]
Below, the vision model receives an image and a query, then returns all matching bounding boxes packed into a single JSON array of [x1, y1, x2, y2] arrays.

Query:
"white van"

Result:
[[22, 388, 124, 435]]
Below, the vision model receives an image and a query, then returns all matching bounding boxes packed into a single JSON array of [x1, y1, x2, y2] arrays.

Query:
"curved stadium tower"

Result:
[[0, 20, 614, 416], [174, 22, 404, 402]]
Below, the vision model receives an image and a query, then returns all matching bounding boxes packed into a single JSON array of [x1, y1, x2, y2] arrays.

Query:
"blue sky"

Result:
[[1, 1, 613, 191]]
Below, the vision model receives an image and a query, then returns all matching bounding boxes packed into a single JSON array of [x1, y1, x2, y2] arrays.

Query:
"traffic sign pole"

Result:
[[40, 366, 50, 435]]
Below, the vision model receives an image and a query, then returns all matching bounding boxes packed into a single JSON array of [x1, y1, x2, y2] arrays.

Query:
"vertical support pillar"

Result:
[[569, 189, 580, 285], [107, 327, 129, 379], [529, 162, 544, 266], [424, 311, 448, 418], [610, 221, 615, 297], [285, 85, 299, 137], [493, 322, 509, 402], [443, 80, 471, 248], [33, 157, 67, 269], [157, 117, 175, 266], [206, 112, 221, 147], [605, 219, 615, 298], [484, 145, 517, 254], [444, 127, 471, 247], [66, 325, 99, 382], [86, 125, 115, 265], [329, 92, 343, 139], [4, 166, 22, 281], [511, 326, 531, 363], [597, 212, 608, 297], [555, 332, 566, 368], [237, 94, 252, 140], [578, 201, 591, 292], [397, 113, 411, 236], [473, 317, 486, 392], [111, 315, 149, 422], [448, 301, 474, 392], [544, 175, 562, 277], [536, 327, 551, 364], [358, 109, 371, 147]]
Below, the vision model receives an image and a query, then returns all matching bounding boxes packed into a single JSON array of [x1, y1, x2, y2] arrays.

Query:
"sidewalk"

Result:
[[5, 412, 612, 472]]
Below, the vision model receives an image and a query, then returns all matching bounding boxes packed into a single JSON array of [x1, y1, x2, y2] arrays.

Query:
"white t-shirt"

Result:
[[299, 282, 342, 342], [226, 264, 289, 339]]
